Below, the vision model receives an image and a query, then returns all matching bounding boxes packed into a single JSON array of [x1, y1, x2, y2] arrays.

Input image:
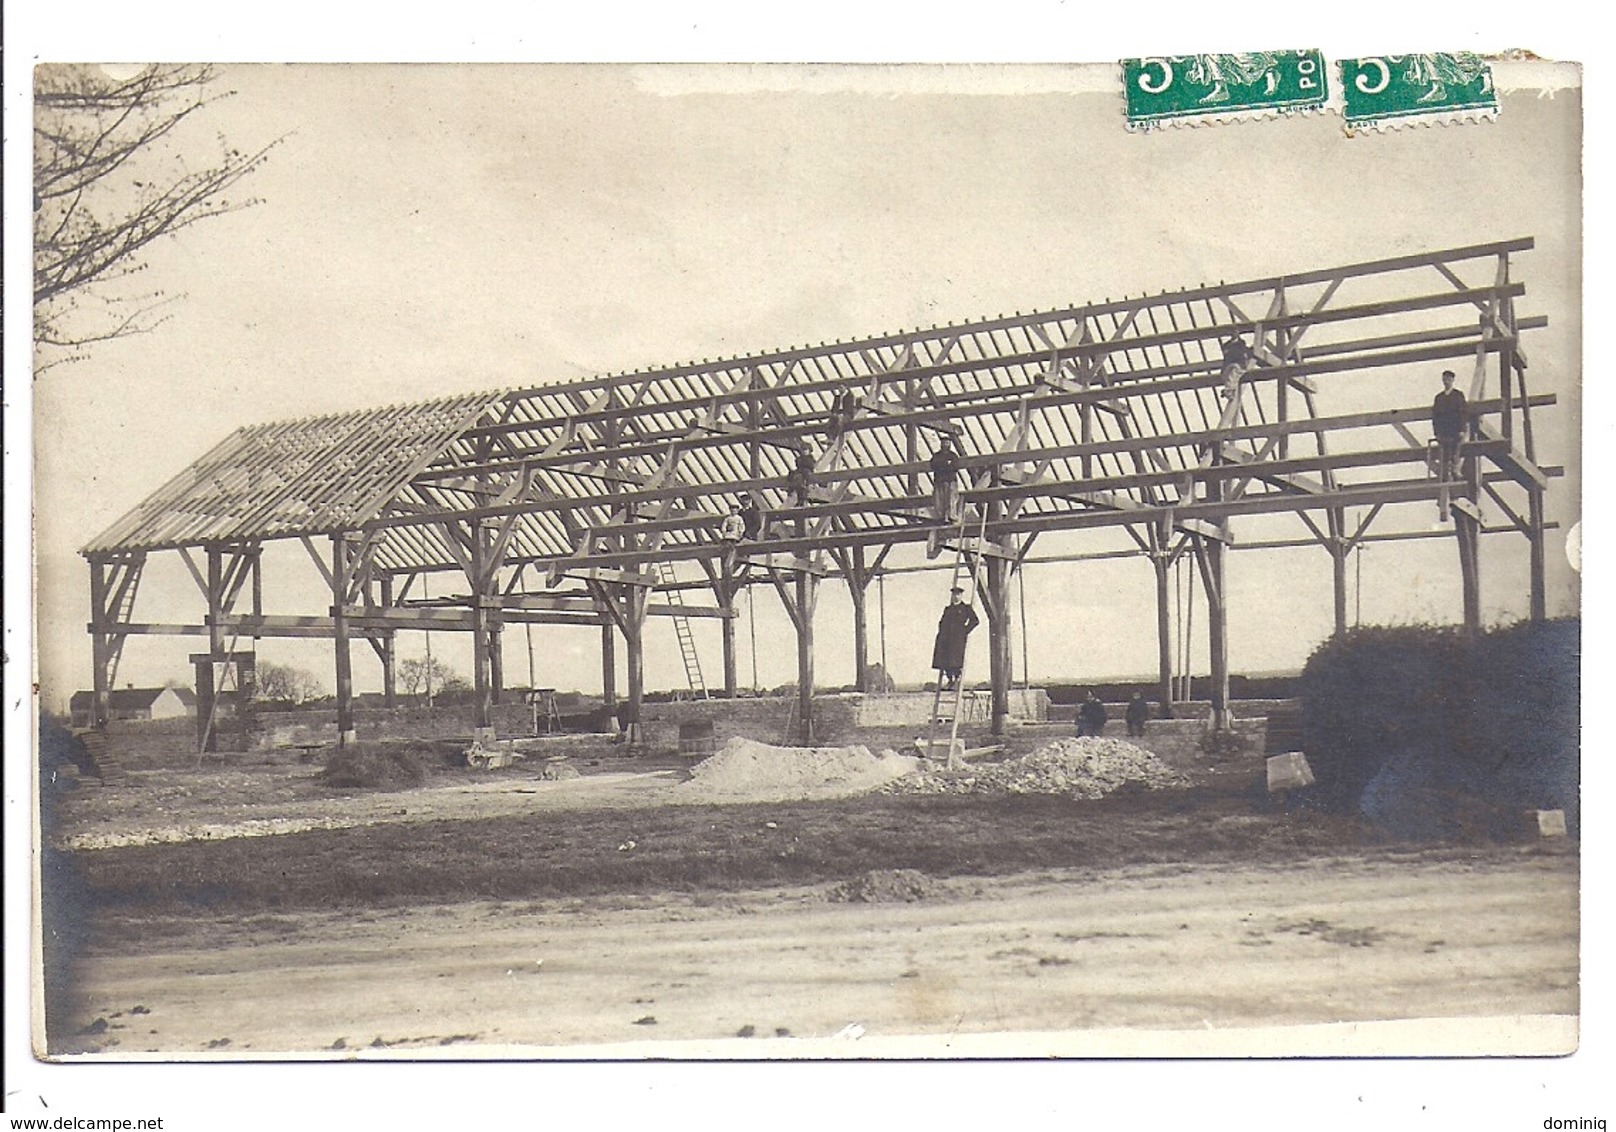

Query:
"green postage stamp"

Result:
[[1121, 51, 1328, 127], [1339, 53, 1498, 130]]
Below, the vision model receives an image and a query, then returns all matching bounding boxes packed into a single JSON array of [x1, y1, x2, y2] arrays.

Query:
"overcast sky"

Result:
[[29, 62, 1582, 708]]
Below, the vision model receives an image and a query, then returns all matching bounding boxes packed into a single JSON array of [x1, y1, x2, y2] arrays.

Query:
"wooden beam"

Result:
[[367, 395, 1550, 537], [460, 278, 1528, 448], [410, 329, 1533, 486]]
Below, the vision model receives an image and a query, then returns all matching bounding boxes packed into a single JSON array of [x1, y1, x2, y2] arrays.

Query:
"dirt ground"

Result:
[[40, 720, 1580, 1058], [56, 851, 1576, 1057]]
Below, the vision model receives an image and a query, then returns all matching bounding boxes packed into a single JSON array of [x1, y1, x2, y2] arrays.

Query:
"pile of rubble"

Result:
[[881, 736, 1189, 800], [677, 737, 920, 803], [829, 868, 942, 903]]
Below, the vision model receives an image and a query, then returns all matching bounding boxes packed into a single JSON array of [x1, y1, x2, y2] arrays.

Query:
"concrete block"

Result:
[[1529, 809, 1568, 838], [1266, 751, 1315, 792]]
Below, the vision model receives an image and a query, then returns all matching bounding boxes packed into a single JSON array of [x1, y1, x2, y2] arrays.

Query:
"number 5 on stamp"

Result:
[[1122, 51, 1328, 127], [1340, 54, 1498, 130]]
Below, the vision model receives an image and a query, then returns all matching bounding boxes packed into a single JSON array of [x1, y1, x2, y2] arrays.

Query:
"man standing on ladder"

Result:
[[927, 435, 962, 559], [1431, 368, 1467, 520], [931, 586, 979, 691]]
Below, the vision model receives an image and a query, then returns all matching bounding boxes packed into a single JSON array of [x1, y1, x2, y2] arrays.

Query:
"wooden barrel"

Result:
[[678, 720, 716, 757]]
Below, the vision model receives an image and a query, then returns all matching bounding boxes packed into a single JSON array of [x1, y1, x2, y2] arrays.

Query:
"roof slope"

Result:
[[84, 392, 506, 554]]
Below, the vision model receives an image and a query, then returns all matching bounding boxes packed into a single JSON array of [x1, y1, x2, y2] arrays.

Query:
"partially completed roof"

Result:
[[85, 236, 1544, 576]]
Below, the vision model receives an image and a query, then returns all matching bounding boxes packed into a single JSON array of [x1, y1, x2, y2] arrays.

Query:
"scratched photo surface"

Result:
[[32, 62, 1581, 1060]]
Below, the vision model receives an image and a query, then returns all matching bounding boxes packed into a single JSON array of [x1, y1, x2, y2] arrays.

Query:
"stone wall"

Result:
[[853, 688, 1050, 727]]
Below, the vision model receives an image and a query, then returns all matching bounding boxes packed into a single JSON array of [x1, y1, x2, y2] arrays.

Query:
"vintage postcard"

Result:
[[13, 46, 1587, 1124]]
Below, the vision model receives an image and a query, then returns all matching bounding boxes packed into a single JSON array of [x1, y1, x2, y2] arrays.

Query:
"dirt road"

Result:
[[58, 848, 1577, 1058]]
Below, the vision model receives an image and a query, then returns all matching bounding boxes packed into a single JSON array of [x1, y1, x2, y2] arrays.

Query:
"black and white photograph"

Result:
[[3, 9, 1605, 1129]]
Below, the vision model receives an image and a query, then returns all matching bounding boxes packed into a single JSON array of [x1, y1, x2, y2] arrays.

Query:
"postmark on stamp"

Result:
[[1121, 51, 1328, 128], [1339, 53, 1498, 130]]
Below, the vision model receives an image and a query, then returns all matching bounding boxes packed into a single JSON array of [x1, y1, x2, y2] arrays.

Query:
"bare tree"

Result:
[[398, 657, 468, 702], [254, 661, 325, 705], [33, 64, 278, 364]]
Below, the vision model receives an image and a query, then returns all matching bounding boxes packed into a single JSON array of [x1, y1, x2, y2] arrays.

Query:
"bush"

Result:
[[1299, 619, 1579, 834]]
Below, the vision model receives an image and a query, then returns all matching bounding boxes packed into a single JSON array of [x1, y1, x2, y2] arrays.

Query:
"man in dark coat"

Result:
[[931, 587, 979, 690], [828, 390, 857, 440], [785, 448, 815, 508], [1431, 368, 1467, 479], [929, 435, 962, 522], [1219, 334, 1252, 401], [739, 495, 763, 540], [1077, 692, 1108, 737], [1125, 691, 1151, 738]]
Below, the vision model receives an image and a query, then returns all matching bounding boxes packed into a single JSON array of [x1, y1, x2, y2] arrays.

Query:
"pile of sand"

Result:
[[677, 737, 921, 803], [882, 736, 1189, 800]]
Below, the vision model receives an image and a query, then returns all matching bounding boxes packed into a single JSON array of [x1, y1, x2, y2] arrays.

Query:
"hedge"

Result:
[[1299, 618, 1579, 836]]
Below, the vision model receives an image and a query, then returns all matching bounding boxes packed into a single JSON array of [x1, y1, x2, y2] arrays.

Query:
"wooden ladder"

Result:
[[923, 503, 989, 769], [655, 560, 708, 699]]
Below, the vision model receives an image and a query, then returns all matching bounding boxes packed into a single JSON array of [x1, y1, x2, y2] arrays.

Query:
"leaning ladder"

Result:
[[924, 502, 989, 769], [655, 560, 708, 699]]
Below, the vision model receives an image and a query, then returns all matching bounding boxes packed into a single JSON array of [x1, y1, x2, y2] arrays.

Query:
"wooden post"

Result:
[[795, 567, 816, 744], [982, 554, 1013, 737], [1198, 536, 1231, 731], [331, 535, 356, 747], [1152, 548, 1173, 718], [601, 620, 617, 713], [197, 546, 226, 753], [1456, 451, 1483, 636], [1456, 513, 1481, 635], [490, 621, 505, 704], [1528, 485, 1547, 623], [719, 563, 739, 698], [379, 575, 397, 708], [623, 585, 648, 745], [469, 521, 494, 741], [1331, 542, 1349, 636], [88, 557, 112, 730], [848, 547, 870, 693]]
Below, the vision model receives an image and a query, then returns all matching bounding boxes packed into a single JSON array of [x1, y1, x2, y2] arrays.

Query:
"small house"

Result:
[[70, 686, 197, 728]]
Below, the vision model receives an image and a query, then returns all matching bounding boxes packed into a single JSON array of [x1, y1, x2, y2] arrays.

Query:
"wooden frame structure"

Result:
[[83, 238, 1558, 744]]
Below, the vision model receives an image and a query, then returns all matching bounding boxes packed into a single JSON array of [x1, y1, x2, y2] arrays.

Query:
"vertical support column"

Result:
[[719, 562, 739, 698], [469, 520, 495, 742], [1528, 486, 1547, 623], [197, 545, 226, 753], [489, 622, 505, 705], [982, 554, 1013, 737], [1455, 513, 1481, 635], [379, 575, 398, 708], [795, 567, 817, 744], [848, 547, 869, 694], [1324, 507, 1348, 636], [1151, 545, 1173, 718], [1199, 536, 1231, 732], [1455, 452, 1483, 637], [622, 584, 649, 745], [601, 620, 617, 711], [88, 557, 112, 730], [251, 543, 264, 651], [331, 535, 356, 747], [1330, 544, 1349, 636]]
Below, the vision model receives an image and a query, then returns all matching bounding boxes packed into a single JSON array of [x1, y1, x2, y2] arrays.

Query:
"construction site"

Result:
[[43, 236, 1579, 1058], [78, 237, 1557, 749]]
